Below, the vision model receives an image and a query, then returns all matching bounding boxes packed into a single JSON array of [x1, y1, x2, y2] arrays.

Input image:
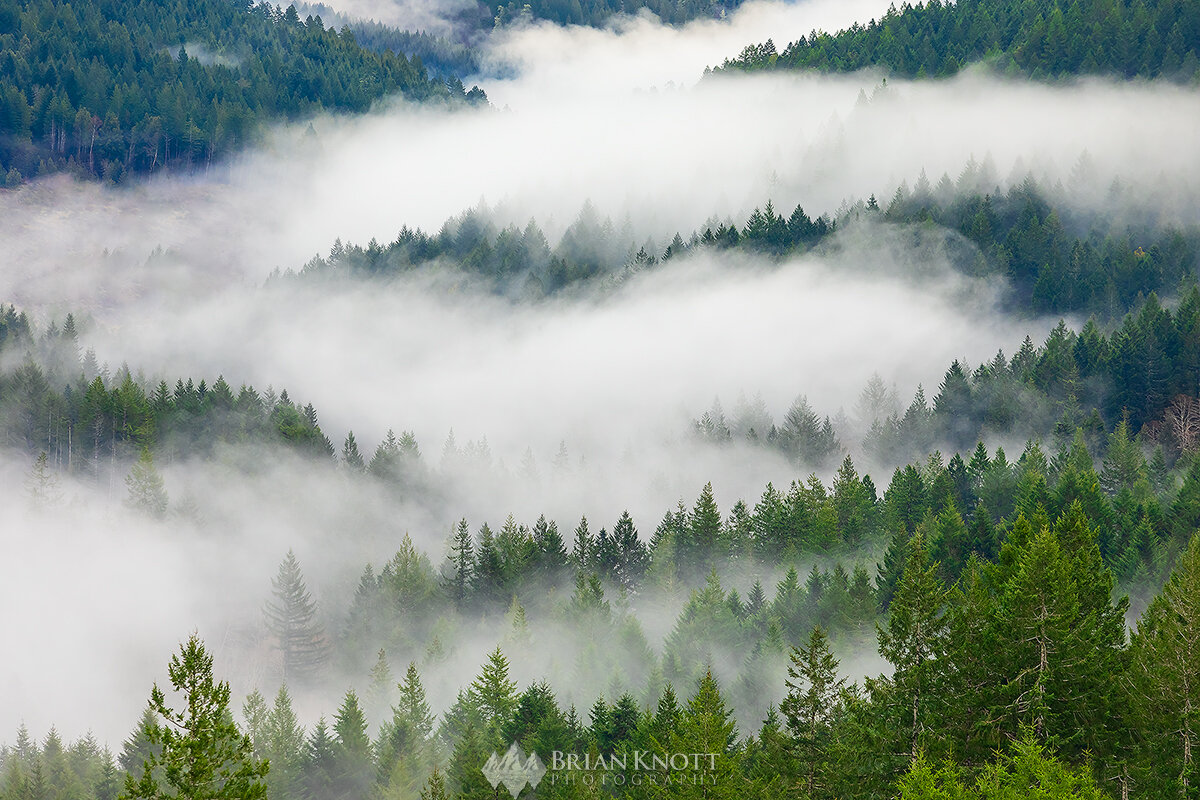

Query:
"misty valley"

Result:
[[3, 0, 1200, 799]]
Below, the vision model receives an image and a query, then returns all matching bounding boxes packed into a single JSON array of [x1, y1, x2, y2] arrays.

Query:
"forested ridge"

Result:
[[286, 171, 1200, 320], [6, 230, 1200, 796], [6, 313, 1200, 799], [719, 0, 1200, 81], [295, 2, 483, 80], [0, 0, 485, 185], [3, 0, 1200, 794], [488, 0, 744, 29]]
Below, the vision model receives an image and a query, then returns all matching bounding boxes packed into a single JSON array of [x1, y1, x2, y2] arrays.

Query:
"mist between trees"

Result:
[[6, 261, 1200, 797], [7, 459, 1200, 799]]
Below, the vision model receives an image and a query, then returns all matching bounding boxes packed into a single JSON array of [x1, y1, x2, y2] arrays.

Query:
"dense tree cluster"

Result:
[[882, 171, 1200, 315], [7, 297, 1200, 798], [9, 527, 1200, 799], [696, 284, 1200, 479], [0, 0, 483, 183], [294, 2, 483, 80], [308, 0, 746, 43], [490, 0, 744, 28], [719, 0, 1200, 81], [0, 306, 336, 485], [285, 175, 1200, 320]]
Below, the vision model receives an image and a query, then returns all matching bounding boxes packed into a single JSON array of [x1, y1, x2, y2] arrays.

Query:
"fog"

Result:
[[0, 442, 892, 743], [311, 0, 892, 50], [312, 0, 481, 37], [82, 230, 1037, 462], [3, 0, 1200, 757], [5, 0, 1200, 305]]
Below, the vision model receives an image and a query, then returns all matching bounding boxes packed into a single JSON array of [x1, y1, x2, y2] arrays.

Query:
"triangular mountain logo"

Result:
[[482, 742, 547, 797]]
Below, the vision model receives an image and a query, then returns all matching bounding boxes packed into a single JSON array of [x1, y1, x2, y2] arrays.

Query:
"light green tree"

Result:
[[121, 634, 268, 800], [125, 448, 168, 518]]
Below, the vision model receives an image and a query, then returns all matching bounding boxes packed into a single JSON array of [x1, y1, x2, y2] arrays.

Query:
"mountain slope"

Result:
[[0, 0, 485, 183], [718, 0, 1200, 81]]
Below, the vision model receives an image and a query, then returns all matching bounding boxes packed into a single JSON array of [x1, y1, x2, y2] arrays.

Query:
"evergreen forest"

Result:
[[3, 0, 1200, 799]]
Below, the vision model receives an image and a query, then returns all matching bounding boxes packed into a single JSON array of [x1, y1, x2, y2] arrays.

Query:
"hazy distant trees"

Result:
[[26, 451, 61, 507], [125, 448, 168, 518], [491, 0, 745, 30], [269, 172, 1200, 328], [265, 550, 329, 683]]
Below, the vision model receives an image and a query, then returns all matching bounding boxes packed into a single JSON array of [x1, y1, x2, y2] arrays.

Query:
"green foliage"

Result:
[[124, 448, 168, 518], [377, 662, 436, 798], [0, 0, 479, 180], [898, 732, 1106, 799], [721, 0, 1200, 83], [466, 647, 517, 747], [331, 690, 374, 800], [1128, 533, 1200, 797], [121, 634, 268, 800], [877, 531, 947, 763], [781, 626, 844, 798], [263, 686, 305, 800]]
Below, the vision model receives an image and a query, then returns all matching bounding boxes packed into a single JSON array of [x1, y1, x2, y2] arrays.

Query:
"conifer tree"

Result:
[[995, 526, 1086, 745], [419, 767, 448, 800], [301, 718, 336, 800], [1129, 533, 1200, 797], [27, 451, 61, 507], [241, 691, 269, 759], [878, 531, 948, 764], [378, 662, 435, 797], [125, 448, 168, 518], [653, 672, 740, 799], [265, 550, 328, 683], [685, 482, 722, 579], [341, 432, 365, 472], [531, 514, 569, 586], [474, 523, 503, 606], [264, 686, 305, 800], [119, 708, 162, 781], [1100, 417, 1148, 496], [447, 723, 492, 800], [446, 518, 475, 610], [781, 627, 844, 799], [572, 515, 594, 572], [467, 648, 518, 748], [122, 634, 268, 800], [332, 690, 373, 800]]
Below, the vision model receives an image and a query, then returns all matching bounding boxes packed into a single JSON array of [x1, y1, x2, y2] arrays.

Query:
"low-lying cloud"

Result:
[[3, 0, 1200, 755]]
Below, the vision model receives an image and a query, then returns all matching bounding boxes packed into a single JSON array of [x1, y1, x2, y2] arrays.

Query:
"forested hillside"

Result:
[[719, 0, 1200, 80], [4, 165, 1200, 800], [490, 0, 745, 28], [0, 0, 484, 184], [294, 2, 483, 79], [5, 296, 1200, 798], [3, 0, 1200, 795], [285, 173, 1200, 320]]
